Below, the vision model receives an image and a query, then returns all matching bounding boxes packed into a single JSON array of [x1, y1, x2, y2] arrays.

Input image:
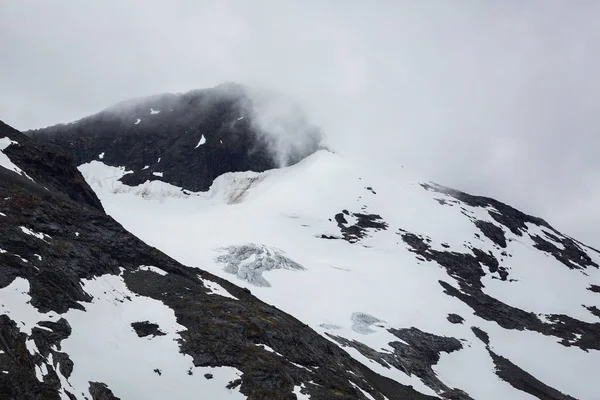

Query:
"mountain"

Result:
[[1, 119, 433, 400], [27, 83, 322, 192], [10, 83, 600, 399]]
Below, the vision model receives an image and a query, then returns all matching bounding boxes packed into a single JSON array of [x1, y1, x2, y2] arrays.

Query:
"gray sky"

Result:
[[1, 1, 599, 246]]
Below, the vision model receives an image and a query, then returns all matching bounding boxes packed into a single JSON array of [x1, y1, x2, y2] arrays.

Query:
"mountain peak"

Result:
[[28, 84, 323, 192]]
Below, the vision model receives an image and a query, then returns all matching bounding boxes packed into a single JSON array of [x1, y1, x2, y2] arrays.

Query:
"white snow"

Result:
[[0, 212, 6, 216], [237, 116, 244, 121], [20, 226, 50, 241], [152, 172, 164, 177], [79, 149, 600, 399], [61, 273, 246, 400], [150, 108, 160, 114], [195, 134, 207, 148], [137, 265, 168, 276], [349, 381, 376, 400], [0, 278, 60, 335], [26, 339, 38, 355], [135, 118, 141, 125], [142, 165, 150, 170], [293, 384, 310, 400], [0, 137, 34, 181], [158, 157, 161, 163], [75, 232, 80, 237], [98, 152, 105, 160], [0, 248, 6, 254], [34, 254, 42, 261], [200, 278, 238, 300], [255, 344, 283, 357]]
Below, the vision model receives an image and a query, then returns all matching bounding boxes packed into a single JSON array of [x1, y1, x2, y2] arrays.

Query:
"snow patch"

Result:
[[135, 118, 141, 125], [98, 152, 105, 160], [256, 344, 283, 357], [0, 137, 34, 181], [200, 277, 238, 300], [0, 278, 60, 335], [293, 384, 310, 400], [195, 134, 207, 148], [137, 265, 168, 276], [20, 226, 51, 241], [61, 273, 246, 400], [153, 172, 164, 177], [150, 108, 160, 115]]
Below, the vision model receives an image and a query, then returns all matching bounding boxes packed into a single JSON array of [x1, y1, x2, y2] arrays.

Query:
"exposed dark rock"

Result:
[[474, 220, 507, 248], [402, 233, 489, 289], [130, 321, 166, 338], [28, 84, 322, 193], [401, 232, 600, 351], [530, 234, 598, 271], [89, 382, 121, 400], [447, 314, 464, 324], [0, 315, 60, 400], [439, 281, 600, 351], [334, 211, 388, 243], [588, 284, 600, 293], [422, 182, 598, 272], [1, 121, 104, 212], [585, 305, 600, 319], [204, 373, 214, 380], [470, 327, 489, 345], [489, 350, 577, 400], [53, 352, 74, 379], [328, 328, 472, 400]]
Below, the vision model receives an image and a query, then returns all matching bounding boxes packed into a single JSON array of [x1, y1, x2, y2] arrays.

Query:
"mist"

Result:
[[1, 1, 599, 245]]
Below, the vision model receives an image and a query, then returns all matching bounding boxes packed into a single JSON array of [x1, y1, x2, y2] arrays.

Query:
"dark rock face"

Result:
[[468, 325, 577, 400], [474, 220, 507, 248], [447, 314, 464, 324], [130, 321, 166, 338], [0, 315, 67, 400], [333, 210, 388, 243], [329, 328, 471, 400], [401, 232, 600, 352], [89, 382, 122, 400], [1, 121, 104, 212], [489, 350, 577, 400], [27, 84, 322, 192], [1, 119, 430, 400], [588, 284, 600, 293], [470, 327, 489, 345], [421, 182, 599, 271]]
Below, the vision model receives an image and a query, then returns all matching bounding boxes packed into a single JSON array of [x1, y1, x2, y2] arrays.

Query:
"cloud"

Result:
[[1, 1, 599, 245]]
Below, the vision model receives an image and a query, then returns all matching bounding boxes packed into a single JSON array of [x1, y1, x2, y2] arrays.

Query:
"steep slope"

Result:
[[0, 121, 436, 400], [76, 151, 600, 400], [28, 83, 322, 192], [27, 86, 600, 400]]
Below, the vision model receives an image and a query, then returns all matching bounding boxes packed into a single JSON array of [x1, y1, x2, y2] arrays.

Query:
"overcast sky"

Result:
[[1, 1, 599, 246]]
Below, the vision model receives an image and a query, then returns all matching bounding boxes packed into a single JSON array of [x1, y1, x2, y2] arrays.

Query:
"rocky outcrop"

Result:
[[27, 84, 322, 193]]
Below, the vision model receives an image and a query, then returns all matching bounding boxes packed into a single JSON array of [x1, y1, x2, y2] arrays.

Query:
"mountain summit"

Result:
[[29, 83, 322, 192], [3, 84, 600, 399]]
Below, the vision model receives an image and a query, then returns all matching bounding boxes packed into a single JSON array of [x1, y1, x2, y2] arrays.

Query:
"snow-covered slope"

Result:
[[79, 149, 600, 400], [2, 120, 440, 400]]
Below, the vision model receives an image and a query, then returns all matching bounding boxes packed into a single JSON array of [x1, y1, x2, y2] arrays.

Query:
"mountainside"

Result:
[[1, 120, 433, 400], [9, 84, 600, 400], [28, 83, 322, 192]]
